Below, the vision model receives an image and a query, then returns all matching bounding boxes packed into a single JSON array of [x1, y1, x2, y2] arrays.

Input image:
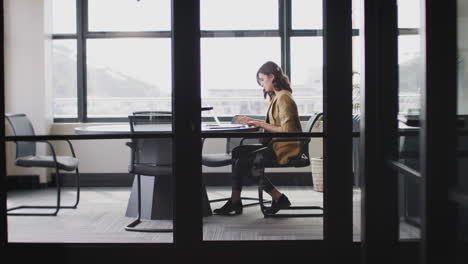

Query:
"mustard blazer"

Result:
[[266, 89, 303, 165]]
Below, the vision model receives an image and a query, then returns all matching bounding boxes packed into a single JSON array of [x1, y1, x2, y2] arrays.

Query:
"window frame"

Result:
[[52, 0, 418, 123]]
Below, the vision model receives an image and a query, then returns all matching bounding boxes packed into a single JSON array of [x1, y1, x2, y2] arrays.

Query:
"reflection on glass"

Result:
[[352, 26, 363, 241], [53, 40, 78, 118], [86, 38, 172, 117], [52, 0, 76, 34], [398, 0, 422, 241], [290, 37, 323, 114], [201, 0, 278, 30], [399, 35, 422, 114], [457, 0, 468, 243], [201, 37, 280, 117], [88, 0, 170, 31], [291, 0, 322, 29]]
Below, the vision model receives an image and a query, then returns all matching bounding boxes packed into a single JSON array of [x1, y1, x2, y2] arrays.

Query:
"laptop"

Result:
[[205, 114, 247, 129]]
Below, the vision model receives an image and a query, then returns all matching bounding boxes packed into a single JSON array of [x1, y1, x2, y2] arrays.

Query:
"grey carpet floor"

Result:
[[6, 186, 419, 243]]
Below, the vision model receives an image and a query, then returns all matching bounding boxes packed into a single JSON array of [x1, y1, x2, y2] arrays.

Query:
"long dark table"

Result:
[[74, 123, 258, 220]]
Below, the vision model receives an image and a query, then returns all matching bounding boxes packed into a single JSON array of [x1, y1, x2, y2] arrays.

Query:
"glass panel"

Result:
[[86, 38, 172, 117], [398, 1, 422, 240], [352, 0, 363, 242], [88, 0, 170, 31], [291, 0, 322, 30], [201, 0, 278, 30], [398, 35, 422, 114], [290, 37, 323, 114], [457, 0, 468, 245], [52, 0, 76, 34], [53, 40, 78, 118], [201, 38, 324, 241], [201, 37, 281, 117]]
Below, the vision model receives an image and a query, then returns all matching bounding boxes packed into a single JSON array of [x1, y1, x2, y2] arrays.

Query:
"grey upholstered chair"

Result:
[[252, 112, 324, 217], [202, 115, 271, 208], [5, 113, 80, 216], [125, 114, 173, 232]]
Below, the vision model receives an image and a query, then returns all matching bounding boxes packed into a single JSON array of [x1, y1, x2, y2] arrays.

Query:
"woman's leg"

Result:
[[230, 144, 265, 201], [251, 148, 283, 201], [252, 148, 291, 213], [213, 144, 264, 215]]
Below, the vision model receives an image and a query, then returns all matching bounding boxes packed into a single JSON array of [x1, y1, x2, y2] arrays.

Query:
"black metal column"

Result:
[[361, 0, 399, 263], [420, 0, 458, 263], [172, 0, 202, 249], [323, 0, 353, 257]]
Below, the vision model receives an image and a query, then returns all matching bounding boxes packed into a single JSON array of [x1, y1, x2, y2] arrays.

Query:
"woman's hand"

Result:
[[235, 116, 255, 124], [246, 120, 264, 128]]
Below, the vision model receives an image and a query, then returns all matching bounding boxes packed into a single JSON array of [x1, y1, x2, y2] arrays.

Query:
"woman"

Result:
[[213, 61, 304, 215]]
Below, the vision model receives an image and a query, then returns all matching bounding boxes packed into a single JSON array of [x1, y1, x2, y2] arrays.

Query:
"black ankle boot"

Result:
[[213, 199, 243, 215], [265, 194, 291, 215]]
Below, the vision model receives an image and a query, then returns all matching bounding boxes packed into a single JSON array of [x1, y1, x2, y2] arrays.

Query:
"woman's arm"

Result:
[[235, 116, 263, 124]]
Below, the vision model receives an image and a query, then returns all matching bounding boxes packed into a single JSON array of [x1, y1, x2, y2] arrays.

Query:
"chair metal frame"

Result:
[[251, 113, 324, 218], [125, 114, 173, 233], [5, 113, 80, 216], [202, 115, 271, 209]]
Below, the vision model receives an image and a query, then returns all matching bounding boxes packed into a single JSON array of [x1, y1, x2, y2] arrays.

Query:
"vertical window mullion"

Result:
[[420, 0, 458, 262], [280, 0, 291, 76], [361, 0, 399, 262], [172, 0, 202, 247], [323, 0, 353, 256], [76, 0, 88, 122]]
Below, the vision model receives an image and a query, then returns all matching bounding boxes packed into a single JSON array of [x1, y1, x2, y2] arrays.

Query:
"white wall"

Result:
[[4, 0, 53, 183]]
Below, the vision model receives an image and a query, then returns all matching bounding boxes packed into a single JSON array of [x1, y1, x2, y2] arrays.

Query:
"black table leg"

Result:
[[125, 175, 212, 220]]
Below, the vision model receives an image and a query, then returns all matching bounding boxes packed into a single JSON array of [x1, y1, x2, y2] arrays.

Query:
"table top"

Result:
[[74, 123, 258, 134]]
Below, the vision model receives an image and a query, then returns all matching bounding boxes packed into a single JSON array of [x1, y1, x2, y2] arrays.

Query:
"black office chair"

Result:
[[125, 114, 173, 232], [5, 113, 80, 216], [251, 112, 324, 217], [202, 115, 271, 208]]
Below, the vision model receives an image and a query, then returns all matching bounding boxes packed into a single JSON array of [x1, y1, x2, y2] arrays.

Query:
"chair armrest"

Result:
[[35, 139, 77, 158], [36, 141, 59, 163], [125, 142, 136, 171], [64, 139, 77, 158]]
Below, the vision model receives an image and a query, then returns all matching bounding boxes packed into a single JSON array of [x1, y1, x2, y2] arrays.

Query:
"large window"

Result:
[[52, 0, 419, 121], [52, 0, 171, 120]]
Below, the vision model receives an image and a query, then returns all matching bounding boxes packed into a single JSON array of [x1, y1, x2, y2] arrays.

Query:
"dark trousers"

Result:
[[231, 144, 277, 192]]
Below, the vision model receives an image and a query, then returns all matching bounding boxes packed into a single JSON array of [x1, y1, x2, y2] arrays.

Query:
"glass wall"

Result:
[[457, 0, 468, 244], [352, 0, 363, 242], [397, 0, 422, 240], [6, 0, 173, 244], [201, 0, 325, 241]]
